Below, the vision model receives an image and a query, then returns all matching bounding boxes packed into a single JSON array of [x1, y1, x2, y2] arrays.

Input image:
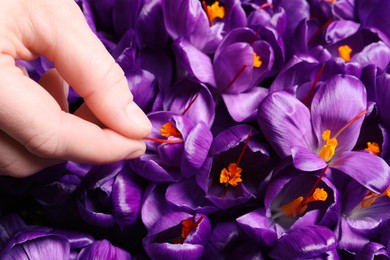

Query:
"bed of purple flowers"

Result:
[[1, 0, 390, 259]]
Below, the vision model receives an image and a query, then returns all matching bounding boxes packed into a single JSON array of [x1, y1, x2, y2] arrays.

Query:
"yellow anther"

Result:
[[206, 1, 225, 24], [318, 130, 338, 162], [338, 45, 352, 62], [253, 52, 262, 68], [365, 142, 380, 156], [220, 163, 243, 187], [281, 188, 328, 218], [160, 122, 182, 138]]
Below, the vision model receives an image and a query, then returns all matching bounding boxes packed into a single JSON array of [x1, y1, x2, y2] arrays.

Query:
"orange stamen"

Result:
[[253, 52, 262, 68], [361, 187, 390, 208], [203, 1, 225, 25], [338, 45, 352, 62], [282, 165, 329, 218], [160, 122, 182, 138], [365, 142, 380, 156], [219, 129, 252, 189]]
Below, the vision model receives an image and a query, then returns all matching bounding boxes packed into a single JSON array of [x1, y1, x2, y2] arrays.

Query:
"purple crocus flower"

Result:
[[77, 162, 143, 230], [143, 212, 211, 259], [132, 108, 213, 181], [258, 74, 390, 193], [197, 124, 270, 209]]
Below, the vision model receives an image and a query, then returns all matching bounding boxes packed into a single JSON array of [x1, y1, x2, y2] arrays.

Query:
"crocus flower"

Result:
[[258, 74, 390, 193], [132, 108, 213, 181], [77, 162, 143, 230], [143, 212, 211, 259], [197, 124, 270, 209]]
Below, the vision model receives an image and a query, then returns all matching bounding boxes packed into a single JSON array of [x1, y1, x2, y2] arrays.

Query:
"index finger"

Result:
[[14, 0, 152, 138]]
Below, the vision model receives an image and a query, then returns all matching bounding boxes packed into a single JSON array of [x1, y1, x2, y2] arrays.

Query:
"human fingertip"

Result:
[[127, 102, 152, 137], [126, 141, 147, 160]]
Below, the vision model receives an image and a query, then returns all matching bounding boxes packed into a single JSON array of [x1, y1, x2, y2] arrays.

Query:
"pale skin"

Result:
[[0, 0, 152, 177]]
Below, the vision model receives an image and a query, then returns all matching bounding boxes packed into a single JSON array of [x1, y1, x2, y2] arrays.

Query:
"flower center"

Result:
[[281, 188, 328, 218], [219, 129, 252, 189], [317, 109, 367, 162], [361, 187, 390, 208], [203, 1, 225, 25], [338, 45, 352, 62], [318, 130, 338, 162], [253, 52, 262, 68], [220, 163, 242, 187], [365, 142, 380, 156], [174, 216, 204, 244], [160, 122, 182, 138]]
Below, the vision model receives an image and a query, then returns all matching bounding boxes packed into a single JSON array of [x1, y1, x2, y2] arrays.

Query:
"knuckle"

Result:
[[24, 131, 61, 158]]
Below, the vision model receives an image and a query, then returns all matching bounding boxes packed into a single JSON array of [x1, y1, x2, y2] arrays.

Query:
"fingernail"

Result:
[[127, 102, 152, 134], [126, 141, 146, 160]]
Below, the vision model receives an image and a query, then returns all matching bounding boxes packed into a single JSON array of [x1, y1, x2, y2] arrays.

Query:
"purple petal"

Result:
[[141, 184, 174, 230], [236, 209, 278, 247], [130, 154, 181, 182], [162, 0, 209, 50], [183, 122, 213, 173], [311, 75, 367, 153], [0, 214, 26, 251], [112, 170, 142, 230], [269, 225, 337, 259], [325, 20, 360, 44], [163, 79, 215, 127], [331, 151, 390, 193], [166, 178, 218, 214], [356, 242, 388, 260], [112, 0, 140, 37], [158, 142, 184, 168], [77, 240, 131, 260], [214, 42, 254, 94], [222, 86, 268, 122], [275, 0, 310, 37], [135, 0, 168, 48], [351, 41, 390, 71], [173, 38, 216, 86], [291, 146, 327, 171], [1, 233, 70, 260], [336, 217, 370, 252], [257, 90, 315, 157], [358, 0, 390, 46]]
